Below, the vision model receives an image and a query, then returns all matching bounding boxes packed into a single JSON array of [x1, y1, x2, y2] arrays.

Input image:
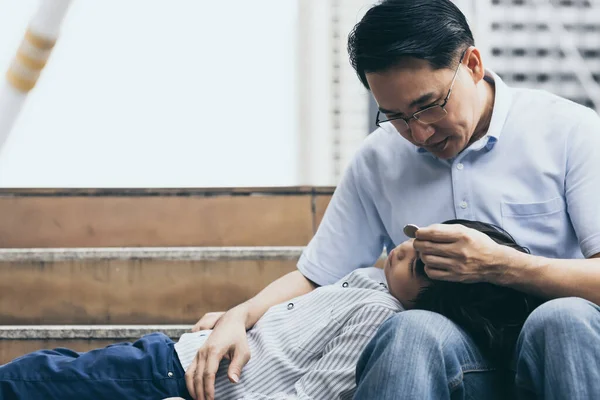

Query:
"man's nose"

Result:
[[410, 121, 435, 145]]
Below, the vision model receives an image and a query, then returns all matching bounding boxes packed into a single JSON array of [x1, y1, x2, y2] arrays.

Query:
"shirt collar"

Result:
[[416, 69, 512, 156], [339, 267, 390, 292]]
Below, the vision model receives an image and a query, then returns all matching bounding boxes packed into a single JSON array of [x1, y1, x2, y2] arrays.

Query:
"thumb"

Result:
[[227, 345, 251, 384]]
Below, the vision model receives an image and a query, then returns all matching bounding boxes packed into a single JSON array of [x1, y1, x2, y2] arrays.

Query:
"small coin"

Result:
[[403, 224, 420, 238]]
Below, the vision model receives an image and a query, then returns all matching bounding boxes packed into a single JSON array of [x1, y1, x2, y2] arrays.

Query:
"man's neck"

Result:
[[469, 76, 496, 144]]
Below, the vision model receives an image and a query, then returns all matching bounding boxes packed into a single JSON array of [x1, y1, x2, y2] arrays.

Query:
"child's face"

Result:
[[383, 239, 430, 309]]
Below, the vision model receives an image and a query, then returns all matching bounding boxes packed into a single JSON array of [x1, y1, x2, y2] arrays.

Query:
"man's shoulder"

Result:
[[359, 128, 415, 159], [509, 87, 594, 120], [503, 86, 599, 145], [345, 128, 420, 181]]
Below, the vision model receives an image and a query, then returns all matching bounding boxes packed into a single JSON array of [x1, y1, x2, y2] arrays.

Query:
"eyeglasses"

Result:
[[375, 51, 466, 135]]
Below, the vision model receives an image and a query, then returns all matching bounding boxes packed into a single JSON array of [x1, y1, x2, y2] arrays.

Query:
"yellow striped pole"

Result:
[[0, 0, 73, 153]]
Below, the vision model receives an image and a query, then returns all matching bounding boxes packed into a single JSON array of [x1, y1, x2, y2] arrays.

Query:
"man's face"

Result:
[[366, 57, 479, 159], [383, 239, 430, 309]]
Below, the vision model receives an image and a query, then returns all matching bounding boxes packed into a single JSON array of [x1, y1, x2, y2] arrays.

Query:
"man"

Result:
[[0, 221, 540, 399], [189, 1, 600, 399]]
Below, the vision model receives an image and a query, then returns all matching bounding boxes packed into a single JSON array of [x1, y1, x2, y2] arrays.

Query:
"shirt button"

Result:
[[287, 303, 294, 310], [460, 201, 468, 209], [457, 163, 464, 170], [167, 372, 174, 378], [342, 282, 349, 288]]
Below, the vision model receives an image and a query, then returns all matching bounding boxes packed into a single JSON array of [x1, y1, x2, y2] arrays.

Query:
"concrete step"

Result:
[[0, 325, 192, 365], [0, 247, 302, 325]]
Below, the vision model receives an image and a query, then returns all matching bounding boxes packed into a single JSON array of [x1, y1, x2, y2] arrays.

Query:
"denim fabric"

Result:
[[512, 297, 600, 400], [356, 298, 600, 400], [354, 310, 505, 400], [0, 332, 191, 400]]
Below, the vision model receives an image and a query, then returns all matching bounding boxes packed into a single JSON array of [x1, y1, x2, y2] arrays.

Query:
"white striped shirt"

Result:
[[174, 267, 403, 399]]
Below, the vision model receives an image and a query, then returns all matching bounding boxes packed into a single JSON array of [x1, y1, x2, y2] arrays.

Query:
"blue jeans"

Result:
[[355, 297, 600, 400], [0, 333, 190, 400]]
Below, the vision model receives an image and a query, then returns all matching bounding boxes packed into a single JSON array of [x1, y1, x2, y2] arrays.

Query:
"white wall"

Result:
[[0, 0, 299, 187]]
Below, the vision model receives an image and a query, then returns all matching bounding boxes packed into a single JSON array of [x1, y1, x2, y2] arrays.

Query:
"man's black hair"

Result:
[[411, 219, 544, 365], [347, 0, 475, 89]]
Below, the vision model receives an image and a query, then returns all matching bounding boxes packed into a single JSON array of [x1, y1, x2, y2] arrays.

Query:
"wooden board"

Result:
[[0, 339, 124, 365], [0, 196, 314, 248], [0, 326, 188, 364], [0, 188, 336, 248], [0, 259, 297, 325], [314, 194, 333, 230], [0, 187, 335, 196]]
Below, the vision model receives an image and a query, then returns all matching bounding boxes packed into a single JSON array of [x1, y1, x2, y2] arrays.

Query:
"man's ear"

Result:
[[463, 46, 485, 85]]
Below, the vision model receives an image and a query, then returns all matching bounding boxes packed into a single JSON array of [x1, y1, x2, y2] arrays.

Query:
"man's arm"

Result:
[[494, 107, 600, 304], [499, 250, 600, 305], [240, 305, 397, 400]]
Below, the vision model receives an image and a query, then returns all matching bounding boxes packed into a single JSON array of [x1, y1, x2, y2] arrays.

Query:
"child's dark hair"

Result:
[[411, 219, 544, 365]]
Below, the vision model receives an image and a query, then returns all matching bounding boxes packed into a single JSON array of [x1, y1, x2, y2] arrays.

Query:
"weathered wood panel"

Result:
[[0, 196, 313, 248], [0, 258, 296, 325], [314, 194, 333, 231], [0, 187, 336, 248], [0, 339, 123, 365], [0, 325, 190, 364]]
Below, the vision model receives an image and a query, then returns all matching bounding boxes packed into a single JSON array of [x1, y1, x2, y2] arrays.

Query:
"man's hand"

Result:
[[413, 223, 511, 284], [185, 305, 251, 400], [192, 312, 225, 332]]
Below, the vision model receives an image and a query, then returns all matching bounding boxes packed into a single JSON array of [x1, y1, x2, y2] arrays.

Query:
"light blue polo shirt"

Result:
[[298, 71, 600, 286]]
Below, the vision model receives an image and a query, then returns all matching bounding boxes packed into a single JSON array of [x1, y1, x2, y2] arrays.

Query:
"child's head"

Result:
[[383, 219, 543, 363]]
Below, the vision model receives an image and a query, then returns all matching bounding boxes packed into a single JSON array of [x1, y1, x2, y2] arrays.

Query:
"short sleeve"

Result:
[[565, 108, 600, 258], [297, 157, 388, 286]]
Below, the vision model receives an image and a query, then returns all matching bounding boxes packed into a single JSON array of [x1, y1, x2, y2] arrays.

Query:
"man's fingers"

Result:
[[413, 240, 456, 257], [227, 344, 251, 384], [421, 254, 453, 270], [416, 224, 466, 243], [424, 265, 453, 281]]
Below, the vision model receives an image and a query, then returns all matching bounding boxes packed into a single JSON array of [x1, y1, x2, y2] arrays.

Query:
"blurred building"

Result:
[[473, 0, 600, 110], [300, 0, 600, 185], [297, 0, 372, 185], [0, 1, 597, 187]]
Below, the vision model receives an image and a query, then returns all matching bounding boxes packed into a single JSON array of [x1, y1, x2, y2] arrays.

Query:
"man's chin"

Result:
[[431, 139, 463, 159], [432, 150, 453, 160], [431, 146, 457, 160]]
